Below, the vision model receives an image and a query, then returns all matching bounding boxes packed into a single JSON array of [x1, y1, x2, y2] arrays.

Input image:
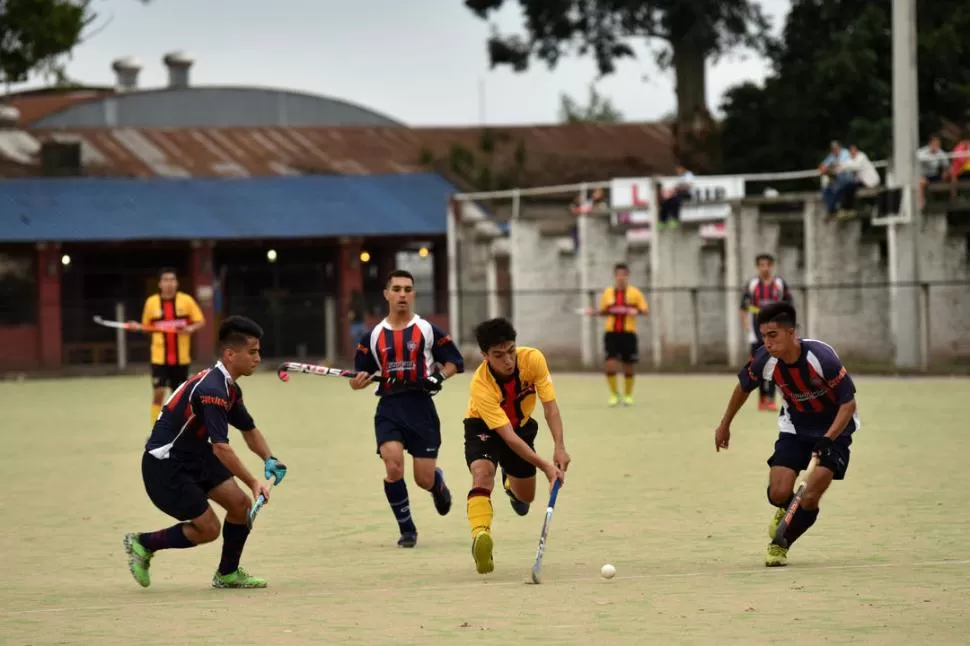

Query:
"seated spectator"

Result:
[[918, 135, 949, 208], [658, 163, 694, 230], [950, 132, 970, 201], [838, 143, 881, 217], [818, 140, 853, 217]]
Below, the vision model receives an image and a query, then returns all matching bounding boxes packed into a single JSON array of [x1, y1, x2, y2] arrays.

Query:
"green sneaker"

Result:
[[768, 506, 786, 540], [212, 567, 267, 589], [608, 394, 619, 407], [123, 533, 153, 588], [472, 530, 494, 575], [765, 543, 788, 567]]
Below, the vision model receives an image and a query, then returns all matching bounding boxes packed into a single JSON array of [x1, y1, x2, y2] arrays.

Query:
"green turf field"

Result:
[[2, 370, 968, 645]]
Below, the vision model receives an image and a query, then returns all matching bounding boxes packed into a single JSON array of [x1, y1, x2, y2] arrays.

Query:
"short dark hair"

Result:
[[614, 262, 629, 272], [219, 315, 263, 349], [755, 253, 775, 265], [756, 302, 796, 329], [385, 269, 414, 287], [474, 317, 517, 352], [158, 266, 178, 279]]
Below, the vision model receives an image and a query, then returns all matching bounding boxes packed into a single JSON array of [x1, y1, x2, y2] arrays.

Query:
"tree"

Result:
[[558, 83, 624, 123], [719, 0, 970, 174], [0, 0, 91, 86], [465, 0, 774, 170]]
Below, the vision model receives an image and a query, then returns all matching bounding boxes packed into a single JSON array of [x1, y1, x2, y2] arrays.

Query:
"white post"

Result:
[[115, 301, 127, 370], [724, 203, 740, 367], [890, 0, 923, 368], [486, 251, 499, 320], [802, 198, 819, 340], [649, 178, 662, 368], [689, 288, 699, 367], [446, 201, 460, 347], [324, 295, 336, 361], [577, 183, 595, 369]]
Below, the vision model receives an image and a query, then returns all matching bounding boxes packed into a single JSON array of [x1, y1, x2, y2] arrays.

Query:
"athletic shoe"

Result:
[[212, 567, 267, 588], [398, 531, 418, 548], [472, 530, 494, 574], [123, 533, 153, 588], [431, 467, 452, 516], [765, 543, 788, 567]]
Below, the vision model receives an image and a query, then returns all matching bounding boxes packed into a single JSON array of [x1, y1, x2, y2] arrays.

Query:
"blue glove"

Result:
[[264, 456, 287, 484]]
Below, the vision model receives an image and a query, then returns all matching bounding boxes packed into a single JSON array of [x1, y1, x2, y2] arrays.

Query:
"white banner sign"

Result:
[[610, 174, 746, 226]]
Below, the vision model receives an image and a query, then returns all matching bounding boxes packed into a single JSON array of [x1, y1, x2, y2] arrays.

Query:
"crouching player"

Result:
[[713, 302, 860, 567], [463, 318, 571, 575], [124, 316, 287, 589]]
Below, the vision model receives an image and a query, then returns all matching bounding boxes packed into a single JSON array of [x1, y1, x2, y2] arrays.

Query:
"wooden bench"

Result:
[[63, 342, 118, 365]]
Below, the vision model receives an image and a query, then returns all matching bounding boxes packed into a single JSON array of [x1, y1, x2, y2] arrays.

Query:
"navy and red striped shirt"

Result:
[[741, 276, 793, 344], [144, 361, 255, 460], [354, 315, 464, 397], [738, 339, 859, 437]]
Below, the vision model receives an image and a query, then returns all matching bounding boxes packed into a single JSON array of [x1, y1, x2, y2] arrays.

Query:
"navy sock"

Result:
[[384, 479, 417, 534], [217, 521, 251, 575], [140, 524, 194, 551], [784, 506, 820, 546]]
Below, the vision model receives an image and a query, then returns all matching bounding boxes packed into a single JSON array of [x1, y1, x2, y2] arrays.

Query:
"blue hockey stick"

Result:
[[530, 478, 563, 584], [247, 473, 280, 529]]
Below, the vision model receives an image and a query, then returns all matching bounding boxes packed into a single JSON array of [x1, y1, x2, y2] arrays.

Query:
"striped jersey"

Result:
[[738, 339, 859, 437], [599, 286, 648, 333], [741, 276, 792, 344], [141, 291, 205, 365], [144, 361, 255, 460], [354, 314, 464, 397]]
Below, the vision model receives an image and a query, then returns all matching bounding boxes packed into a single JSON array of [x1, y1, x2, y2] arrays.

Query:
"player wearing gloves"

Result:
[[124, 316, 287, 589], [350, 270, 464, 548]]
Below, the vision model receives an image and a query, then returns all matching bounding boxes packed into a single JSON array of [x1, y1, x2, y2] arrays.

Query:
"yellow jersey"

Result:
[[599, 286, 648, 333], [465, 347, 557, 430], [141, 291, 204, 366]]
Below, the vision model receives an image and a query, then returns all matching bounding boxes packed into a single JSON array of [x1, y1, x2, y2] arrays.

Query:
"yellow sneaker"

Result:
[[472, 530, 494, 574], [623, 395, 634, 406], [765, 543, 788, 567], [768, 506, 786, 540], [608, 394, 620, 407]]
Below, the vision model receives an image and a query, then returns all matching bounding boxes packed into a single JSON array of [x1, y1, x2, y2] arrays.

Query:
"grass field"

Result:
[[2, 369, 969, 645]]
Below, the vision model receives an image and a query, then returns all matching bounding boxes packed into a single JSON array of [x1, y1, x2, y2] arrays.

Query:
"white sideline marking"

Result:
[[4, 558, 969, 617]]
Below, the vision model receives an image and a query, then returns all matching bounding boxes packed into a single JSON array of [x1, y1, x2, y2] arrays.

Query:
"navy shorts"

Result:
[[374, 393, 441, 458], [464, 417, 540, 479], [767, 433, 852, 480], [141, 449, 232, 521]]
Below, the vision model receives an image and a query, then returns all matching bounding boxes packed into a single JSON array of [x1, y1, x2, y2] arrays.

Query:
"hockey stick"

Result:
[[247, 473, 280, 529], [571, 306, 642, 316], [92, 315, 182, 334], [530, 478, 563, 584], [276, 361, 385, 383], [772, 455, 819, 548]]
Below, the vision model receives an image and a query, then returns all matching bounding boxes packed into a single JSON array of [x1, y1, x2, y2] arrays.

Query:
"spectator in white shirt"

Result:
[[918, 135, 949, 208], [837, 144, 881, 217]]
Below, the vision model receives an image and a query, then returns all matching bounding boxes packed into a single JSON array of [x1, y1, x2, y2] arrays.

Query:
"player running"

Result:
[[349, 270, 464, 548], [713, 302, 860, 567], [463, 317, 570, 575], [598, 262, 648, 406], [124, 316, 287, 589], [141, 267, 206, 424], [740, 253, 793, 411]]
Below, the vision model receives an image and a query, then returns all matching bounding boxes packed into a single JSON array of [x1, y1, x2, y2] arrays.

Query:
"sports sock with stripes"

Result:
[[384, 479, 417, 534]]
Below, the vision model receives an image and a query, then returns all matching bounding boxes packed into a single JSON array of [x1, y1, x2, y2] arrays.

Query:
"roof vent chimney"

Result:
[[111, 56, 142, 92], [163, 51, 194, 89], [0, 104, 21, 129]]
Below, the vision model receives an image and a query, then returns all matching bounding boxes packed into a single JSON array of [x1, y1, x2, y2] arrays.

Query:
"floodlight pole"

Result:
[[890, 0, 923, 369]]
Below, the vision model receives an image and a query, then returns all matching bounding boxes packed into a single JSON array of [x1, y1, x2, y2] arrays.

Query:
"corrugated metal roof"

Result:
[[0, 173, 455, 242], [12, 122, 673, 185], [5, 89, 113, 127]]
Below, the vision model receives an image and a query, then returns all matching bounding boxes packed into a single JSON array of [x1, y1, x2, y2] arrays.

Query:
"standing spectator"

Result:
[[819, 140, 853, 217], [918, 135, 949, 209], [838, 144, 881, 218], [658, 163, 694, 230]]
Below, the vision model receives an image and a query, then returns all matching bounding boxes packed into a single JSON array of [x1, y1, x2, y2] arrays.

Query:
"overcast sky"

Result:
[[10, 0, 792, 127]]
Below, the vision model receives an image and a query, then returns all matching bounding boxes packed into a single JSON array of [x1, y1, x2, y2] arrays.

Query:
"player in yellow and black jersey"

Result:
[[598, 262, 648, 406], [462, 317, 570, 575], [141, 267, 205, 424]]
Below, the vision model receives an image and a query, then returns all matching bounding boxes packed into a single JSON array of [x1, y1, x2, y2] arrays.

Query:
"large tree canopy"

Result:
[[720, 0, 970, 174], [0, 0, 91, 85], [466, 0, 774, 169]]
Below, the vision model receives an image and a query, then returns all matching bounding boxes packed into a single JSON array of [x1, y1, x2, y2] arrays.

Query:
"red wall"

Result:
[[0, 326, 40, 370]]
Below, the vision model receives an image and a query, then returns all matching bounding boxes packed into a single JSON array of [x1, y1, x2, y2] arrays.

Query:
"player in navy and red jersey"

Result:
[[740, 253, 794, 411], [350, 269, 465, 548], [123, 316, 288, 589], [714, 302, 860, 567]]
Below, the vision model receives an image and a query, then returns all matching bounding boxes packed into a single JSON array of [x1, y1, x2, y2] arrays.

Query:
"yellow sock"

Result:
[[606, 374, 618, 395], [624, 375, 634, 395], [467, 490, 493, 538], [151, 403, 162, 424]]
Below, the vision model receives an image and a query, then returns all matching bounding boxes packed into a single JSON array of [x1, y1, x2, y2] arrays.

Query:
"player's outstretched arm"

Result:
[[242, 428, 288, 484], [714, 384, 752, 452], [541, 400, 570, 472]]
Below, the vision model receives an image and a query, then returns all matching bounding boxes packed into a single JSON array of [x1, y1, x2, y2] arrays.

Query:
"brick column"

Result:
[[189, 241, 216, 363], [36, 244, 63, 368], [338, 239, 364, 358]]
